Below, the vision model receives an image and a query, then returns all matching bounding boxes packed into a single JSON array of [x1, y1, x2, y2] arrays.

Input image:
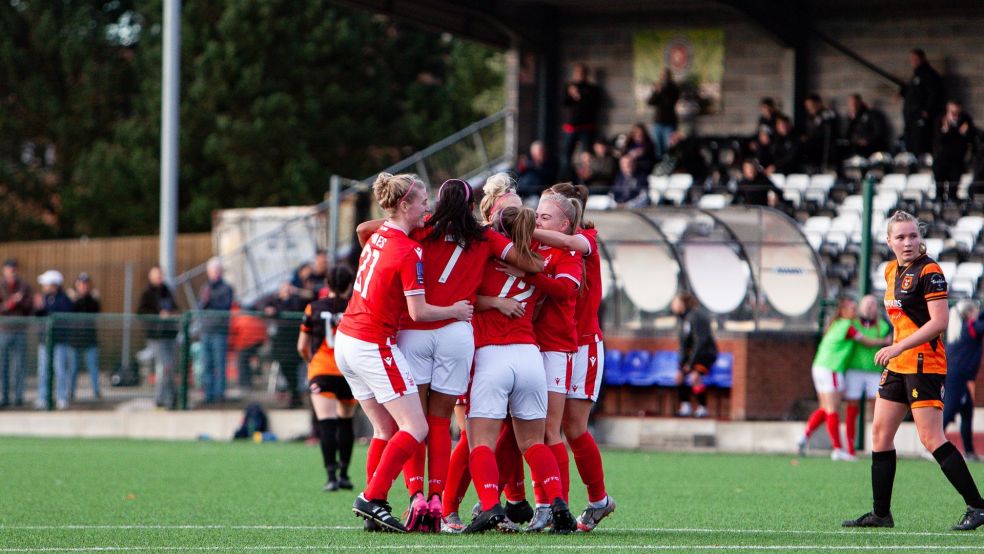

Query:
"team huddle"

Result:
[[300, 172, 614, 534]]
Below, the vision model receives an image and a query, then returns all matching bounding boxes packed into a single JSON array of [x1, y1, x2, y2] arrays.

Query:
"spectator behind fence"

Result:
[[0, 258, 33, 408], [647, 69, 680, 158], [263, 281, 308, 408], [69, 273, 101, 401], [769, 115, 801, 175], [944, 299, 984, 462], [561, 62, 603, 180], [517, 141, 558, 199], [292, 250, 329, 299], [622, 123, 658, 176], [137, 266, 179, 408], [611, 155, 648, 208], [34, 270, 73, 410], [902, 48, 944, 156], [757, 97, 781, 136], [802, 93, 839, 171], [735, 159, 782, 208], [197, 257, 235, 404], [934, 100, 976, 202], [846, 94, 888, 157], [576, 139, 617, 193]]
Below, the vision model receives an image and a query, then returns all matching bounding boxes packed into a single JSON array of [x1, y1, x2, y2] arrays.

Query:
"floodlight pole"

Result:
[[159, 0, 181, 284]]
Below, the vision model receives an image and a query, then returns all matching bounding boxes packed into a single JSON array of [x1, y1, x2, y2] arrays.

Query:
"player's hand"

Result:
[[496, 261, 526, 279], [495, 298, 525, 318], [451, 300, 473, 322], [874, 344, 902, 367]]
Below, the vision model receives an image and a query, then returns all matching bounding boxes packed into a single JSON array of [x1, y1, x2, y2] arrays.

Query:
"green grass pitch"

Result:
[[2, 436, 983, 552]]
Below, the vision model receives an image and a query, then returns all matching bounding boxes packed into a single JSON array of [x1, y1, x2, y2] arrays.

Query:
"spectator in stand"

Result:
[[0, 259, 33, 408], [802, 93, 839, 171], [561, 63, 603, 180], [34, 270, 74, 410], [69, 273, 101, 401], [944, 299, 984, 462], [752, 127, 775, 171], [576, 139, 617, 193], [611, 155, 649, 208], [292, 250, 329, 299], [770, 115, 801, 175], [934, 100, 976, 201], [517, 141, 558, 199], [137, 265, 179, 408], [735, 159, 782, 208], [757, 97, 781, 136], [623, 123, 658, 177], [902, 48, 944, 156], [198, 257, 235, 404], [647, 69, 680, 158], [846, 94, 888, 157], [263, 281, 308, 408]]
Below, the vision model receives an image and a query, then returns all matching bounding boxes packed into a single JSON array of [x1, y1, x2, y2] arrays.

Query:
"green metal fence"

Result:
[[0, 311, 305, 411]]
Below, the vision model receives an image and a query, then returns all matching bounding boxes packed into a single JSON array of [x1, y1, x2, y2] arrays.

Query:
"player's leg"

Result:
[[675, 367, 692, 416], [691, 368, 708, 418], [335, 399, 357, 489], [311, 390, 341, 490], [843, 394, 906, 527], [542, 352, 571, 503], [912, 400, 984, 530], [441, 403, 470, 532]]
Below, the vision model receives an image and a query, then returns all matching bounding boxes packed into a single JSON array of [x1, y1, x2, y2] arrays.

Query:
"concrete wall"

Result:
[[540, 10, 984, 150], [810, 14, 984, 138]]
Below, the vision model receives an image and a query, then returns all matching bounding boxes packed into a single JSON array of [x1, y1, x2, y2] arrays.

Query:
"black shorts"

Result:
[[878, 369, 945, 410], [309, 374, 355, 402]]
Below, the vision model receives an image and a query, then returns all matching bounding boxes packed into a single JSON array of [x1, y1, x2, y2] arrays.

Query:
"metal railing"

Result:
[[0, 311, 306, 411], [171, 110, 515, 308]]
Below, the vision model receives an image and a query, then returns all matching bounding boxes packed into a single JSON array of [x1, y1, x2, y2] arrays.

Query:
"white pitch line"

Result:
[[0, 525, 976, 539], [0, 546, 981, 552]]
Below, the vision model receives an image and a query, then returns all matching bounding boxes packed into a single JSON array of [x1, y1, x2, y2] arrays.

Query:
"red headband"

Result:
[[399, 179, 417, 205], [438, 179, 471, 203]]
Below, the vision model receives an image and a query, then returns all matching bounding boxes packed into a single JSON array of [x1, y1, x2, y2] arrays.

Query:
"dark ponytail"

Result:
[[327, 265, 354, 295], [426, 179, 487, 248]]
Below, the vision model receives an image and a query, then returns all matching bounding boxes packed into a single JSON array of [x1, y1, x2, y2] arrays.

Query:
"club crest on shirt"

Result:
[[900, 274, 914, 291]]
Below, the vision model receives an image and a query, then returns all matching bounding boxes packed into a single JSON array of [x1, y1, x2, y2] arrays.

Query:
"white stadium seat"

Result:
[[880, 173, 907, 193], [769, 173, 785, 189], [585, 195, 615, 210], [804, 216, 832, 234], [924, 238, 944, 260], [938, 261, 957, 283], [697, 194, 729, 210]]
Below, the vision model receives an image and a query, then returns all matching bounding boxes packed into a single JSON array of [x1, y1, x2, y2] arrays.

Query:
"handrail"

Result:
[[810, 28, 904, 88], [171, 110, 515, 306]]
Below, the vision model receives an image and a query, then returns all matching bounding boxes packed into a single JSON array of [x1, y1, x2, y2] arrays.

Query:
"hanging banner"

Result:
[[633, 28, 725, 117]]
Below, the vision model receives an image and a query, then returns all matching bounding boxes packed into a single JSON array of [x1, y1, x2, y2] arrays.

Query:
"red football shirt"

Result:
[[473, 257, 541, 348], [533, 244, 582, 353], [401, 227, 513, 331], [338, 222, 425, 344], [574, 228, 603, 344]]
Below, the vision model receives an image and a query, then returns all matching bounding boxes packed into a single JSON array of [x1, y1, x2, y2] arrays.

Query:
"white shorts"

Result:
[[468, 344, 547, 420], [542, 351, 574, 394], [812, 366, 845, 394], [333, 331, 417, 404], [569, 339, 604, 402], [397, 321, 474, 396], [844, 370, 881, 400]]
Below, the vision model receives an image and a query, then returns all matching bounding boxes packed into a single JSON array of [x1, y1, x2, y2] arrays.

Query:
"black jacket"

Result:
[[736, 175, 781, 206], [563, 81, 602, 128], [647, 82, 680, 126], [903, 62, 944, 119], [72, 294, 100, 347], [678, 308, 718, 369], [846, 106, 887, 156], [137, 283, 179, 339]]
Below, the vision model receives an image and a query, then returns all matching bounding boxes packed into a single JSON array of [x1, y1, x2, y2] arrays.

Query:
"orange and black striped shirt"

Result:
[[883, 255, 948, 375]]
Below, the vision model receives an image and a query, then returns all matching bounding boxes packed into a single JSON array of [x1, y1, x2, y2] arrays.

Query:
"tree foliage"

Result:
[[0, 0, 504, 239]]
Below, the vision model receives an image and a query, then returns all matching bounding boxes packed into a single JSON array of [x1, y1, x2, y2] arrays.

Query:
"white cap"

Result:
[[38, 270, 64, 287]]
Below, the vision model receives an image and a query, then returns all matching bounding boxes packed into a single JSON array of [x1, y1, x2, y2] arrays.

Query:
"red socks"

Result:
[[402, 440, 426, 496], [524, 443, 564, 503], [366, 438, 388, 484], [826, 411, 842, 450], [549, 442, 570, 503], [569, 431, 607, 503], [845, 404, 859, 456], [364, 431, 419, 501], [804, 408, 826, 438], [495, 423, 526, 502], [426, 415, 451, 497], [469, 445, 501, 511], [443, 430, 471, 517]]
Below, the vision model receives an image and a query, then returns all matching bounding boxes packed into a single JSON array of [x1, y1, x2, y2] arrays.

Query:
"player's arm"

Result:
[[356, 219, 385, 247], [875, 299, 948, 366], [297, 331, 313, 363], [405, 295, 473, 322], [475, 295, 525, 318], [532, 229, 591, 255]]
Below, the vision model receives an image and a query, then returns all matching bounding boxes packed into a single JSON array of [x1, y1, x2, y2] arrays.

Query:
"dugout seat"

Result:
[[603, 349, 626, 386], [650, 350, 681, 387], [622, 350, 654, 387], [703, 352, 734, 388]]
